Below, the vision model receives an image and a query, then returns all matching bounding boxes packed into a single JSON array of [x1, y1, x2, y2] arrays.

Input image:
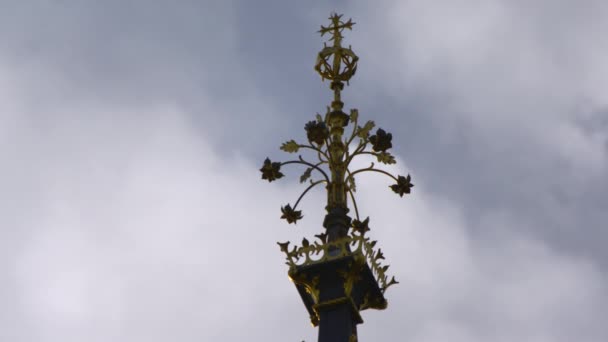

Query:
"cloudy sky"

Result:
[[1, 1, 607, 341]]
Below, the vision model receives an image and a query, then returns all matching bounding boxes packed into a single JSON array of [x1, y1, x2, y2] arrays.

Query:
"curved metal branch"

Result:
[[346, 140, 368, 166], [298, 144, 330, 161], [345, 167, 360, 220], [293, 180, 327, 209], [303, 156, 330, 179], [347, 188, 360, 221], [345, 166, 357, 190], [346, 112, 360, 147], [349, 162, 399, 182], [355, 151, 377, 157], [281, 156, 330, 183], [317, 151, 327, 164]]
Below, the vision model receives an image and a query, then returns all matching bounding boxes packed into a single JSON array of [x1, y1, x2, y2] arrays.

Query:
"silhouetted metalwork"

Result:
[[260, 13, 413, 342]]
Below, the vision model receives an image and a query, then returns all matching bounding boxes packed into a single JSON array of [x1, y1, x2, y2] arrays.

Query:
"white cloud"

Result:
[[0, 58, 318, 341], [1, 3, 607, 342], [345, 154, 608, 342], [350, 0, 608, 177], [2, 63, 606, 341]]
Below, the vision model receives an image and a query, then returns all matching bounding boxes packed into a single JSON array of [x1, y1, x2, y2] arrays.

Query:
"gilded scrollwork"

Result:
[[278, 225, 399, 294]]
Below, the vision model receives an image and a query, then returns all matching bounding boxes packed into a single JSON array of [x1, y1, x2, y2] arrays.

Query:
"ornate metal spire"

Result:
[[259, 13, 414, 339], [260, 12, 412, 231]]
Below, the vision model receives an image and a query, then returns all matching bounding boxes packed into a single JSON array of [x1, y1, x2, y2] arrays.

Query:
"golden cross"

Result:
[[318, 13, 355, 46]]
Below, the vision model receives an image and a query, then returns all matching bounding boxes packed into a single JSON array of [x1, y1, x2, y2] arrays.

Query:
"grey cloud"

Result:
[[341, 0, 608, 267]]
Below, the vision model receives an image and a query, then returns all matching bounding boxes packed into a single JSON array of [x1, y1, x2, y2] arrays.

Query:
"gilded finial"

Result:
[[318, 13, 355, 50], [315, 13, 359, 107], [260, 13, 412, 299]]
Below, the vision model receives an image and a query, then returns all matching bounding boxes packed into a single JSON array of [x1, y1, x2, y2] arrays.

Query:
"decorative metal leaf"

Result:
[[260, 158, 284, 182], [281, 204, 303, 224], [347, 175, 356, 192], [305, 121, 330, 146], [387, 276, 399, 287], [280, 140, 299, 153], [376, 152, 396, 165], [300, 167, 312, 183], [369, 128, 393, 152], [375, 248, 385, 260], [302, 237, 310, 248], [351, 217, 370, 234], [277, 241, 290, 253], [314, 232, 328, 244], [390, 174, 414, 197], [350, 108, 358, 122], [357, 120, 375, 139]]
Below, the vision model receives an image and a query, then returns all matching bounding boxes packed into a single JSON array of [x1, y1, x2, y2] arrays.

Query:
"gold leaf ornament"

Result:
[[350, 108, 359, 122], [376, 152, 396, 165], [300, 167, 313, 183], [357, 120, 375, 139], [280, 140, 300, 153]]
